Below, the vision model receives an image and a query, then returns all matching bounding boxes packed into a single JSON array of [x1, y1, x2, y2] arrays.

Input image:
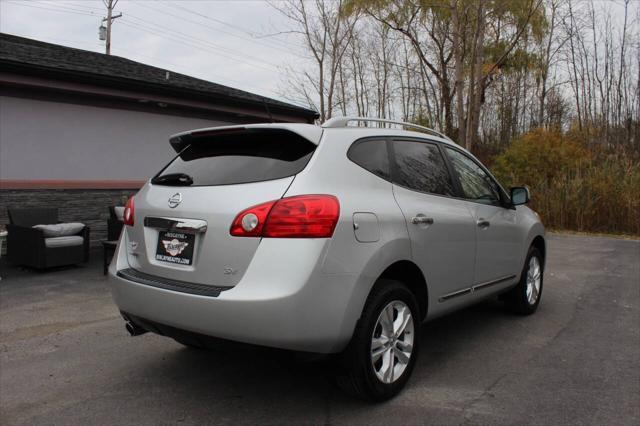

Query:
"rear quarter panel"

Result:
[[283, 129, 413, 338]]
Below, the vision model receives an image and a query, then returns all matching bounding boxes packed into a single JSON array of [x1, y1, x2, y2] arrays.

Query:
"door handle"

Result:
[[411, 216, 434, 225], [477, 219, 490, 228]]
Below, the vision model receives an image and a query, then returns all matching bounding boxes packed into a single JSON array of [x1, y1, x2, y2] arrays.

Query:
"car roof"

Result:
[[171, 122, 457, 147], [320, 126, 456, 147]]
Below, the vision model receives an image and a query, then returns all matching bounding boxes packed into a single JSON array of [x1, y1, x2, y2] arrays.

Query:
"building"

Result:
[[0, 33, 318, 244]]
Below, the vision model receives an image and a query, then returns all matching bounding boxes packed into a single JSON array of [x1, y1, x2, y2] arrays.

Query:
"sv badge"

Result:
[[223, 267, 238, 275]]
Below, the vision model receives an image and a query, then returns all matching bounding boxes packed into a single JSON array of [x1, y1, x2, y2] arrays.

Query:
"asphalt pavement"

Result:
[[1, 233, 638, 425]]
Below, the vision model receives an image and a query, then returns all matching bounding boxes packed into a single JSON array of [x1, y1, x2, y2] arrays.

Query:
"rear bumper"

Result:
[[107, 236, 360, 354]]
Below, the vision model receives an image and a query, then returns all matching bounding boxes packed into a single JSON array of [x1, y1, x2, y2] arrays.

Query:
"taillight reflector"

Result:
[[230, 195, 340, 238], [229, 199, 276, 237], [123, 196, 135, 226]]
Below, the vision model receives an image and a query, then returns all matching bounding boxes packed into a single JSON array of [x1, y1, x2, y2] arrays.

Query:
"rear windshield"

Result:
[[153, 131, 316, 186]]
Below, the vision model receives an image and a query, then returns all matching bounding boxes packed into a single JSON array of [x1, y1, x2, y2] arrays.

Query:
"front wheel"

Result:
[[335, 279, 420, 401], [505, 246, 544, 315]]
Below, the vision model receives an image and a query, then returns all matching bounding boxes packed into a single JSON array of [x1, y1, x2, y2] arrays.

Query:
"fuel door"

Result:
[[353, 212, 380, 243]]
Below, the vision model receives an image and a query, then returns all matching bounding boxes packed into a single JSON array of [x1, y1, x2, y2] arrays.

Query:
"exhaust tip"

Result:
[[125, 321, 148, 336]]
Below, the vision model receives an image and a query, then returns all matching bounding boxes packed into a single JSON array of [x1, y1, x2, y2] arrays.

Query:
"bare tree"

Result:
[[272, 0, 358, 122]]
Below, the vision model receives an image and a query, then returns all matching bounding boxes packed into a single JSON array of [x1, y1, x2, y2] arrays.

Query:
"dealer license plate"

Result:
[[155, 231, 195, 265]]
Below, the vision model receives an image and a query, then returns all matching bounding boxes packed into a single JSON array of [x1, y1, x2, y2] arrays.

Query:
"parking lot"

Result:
[[1, 233, 638, 425]]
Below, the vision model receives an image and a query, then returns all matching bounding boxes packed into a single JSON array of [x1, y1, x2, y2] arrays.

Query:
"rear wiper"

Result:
[[152, 173, 194, 186]]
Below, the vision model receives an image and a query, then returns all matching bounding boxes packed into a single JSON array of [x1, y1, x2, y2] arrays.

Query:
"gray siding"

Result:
[[0, 96, 230, 180]]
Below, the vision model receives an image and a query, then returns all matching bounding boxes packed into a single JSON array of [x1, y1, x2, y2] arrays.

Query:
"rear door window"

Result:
[[153, 131, 316, 186], [391, 140, 456, 196], [347, 139, 390, 180]]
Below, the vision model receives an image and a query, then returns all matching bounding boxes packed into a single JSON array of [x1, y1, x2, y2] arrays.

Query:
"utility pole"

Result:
[[101, 0, 122, 55]]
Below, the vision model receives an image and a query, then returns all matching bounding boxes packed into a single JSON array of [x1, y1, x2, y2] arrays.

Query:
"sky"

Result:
[[0, 0, 311, 107], [0, 1, 633, 113]]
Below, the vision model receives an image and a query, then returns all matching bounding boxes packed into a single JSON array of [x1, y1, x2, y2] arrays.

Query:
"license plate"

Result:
[[155, 231, 195, 265]]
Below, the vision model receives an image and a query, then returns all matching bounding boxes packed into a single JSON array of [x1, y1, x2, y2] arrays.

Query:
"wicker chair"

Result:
[[7, 208, 90, 269], [107, 206, 124, 241]]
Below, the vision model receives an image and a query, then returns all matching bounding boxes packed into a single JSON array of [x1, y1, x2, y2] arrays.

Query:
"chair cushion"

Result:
[[113, 206, 125, 221], [34, 222, 85, 237], [44, 235, 84, 248]]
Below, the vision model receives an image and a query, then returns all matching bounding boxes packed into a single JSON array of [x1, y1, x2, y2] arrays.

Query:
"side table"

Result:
[[102, 240, 118, 275]]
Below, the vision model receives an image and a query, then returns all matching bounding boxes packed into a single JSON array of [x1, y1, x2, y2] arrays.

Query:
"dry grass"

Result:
[[492, 128, 640, 236]]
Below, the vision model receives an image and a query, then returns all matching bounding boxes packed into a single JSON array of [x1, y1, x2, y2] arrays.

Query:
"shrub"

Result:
[[492, 128, 640, 235]]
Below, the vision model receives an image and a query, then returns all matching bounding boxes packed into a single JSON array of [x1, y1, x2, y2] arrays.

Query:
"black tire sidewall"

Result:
[[354, 280, 421, 400], [513, 247, 544, 314]]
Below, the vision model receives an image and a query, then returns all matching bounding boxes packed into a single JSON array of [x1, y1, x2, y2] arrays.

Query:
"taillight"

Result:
[[123, 196, 135, 226], [229, 199, 276, 237], [230, 195, 340, 238]]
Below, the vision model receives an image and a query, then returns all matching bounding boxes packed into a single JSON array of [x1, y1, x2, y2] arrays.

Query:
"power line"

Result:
[[118, 10, 312, 80], [2, 30, 293, 104], [32, 0, 104, 13], [133, 1, 304, 57], [122, 13, 285, 70], [6, 0, 309, 79], [161, 1, 297, 51], [5, 1, 96, 16], [118, 17, 285, 75], [112, 46, 285, 101], [3, 0, 315, 108]]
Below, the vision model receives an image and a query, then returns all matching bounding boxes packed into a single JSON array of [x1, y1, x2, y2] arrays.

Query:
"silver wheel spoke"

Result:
[[371, 300, 415, 384], [381, 305, 394, 336], [394, 306, 411, 335], [372, 336, 386, 351], [531, 284, 538, 301], [394, 346, 410, 364], [371, 337, 387, 362], [525, 256, 542, 304], [395, 340, 412, 352], [382, 347, 395, 383]]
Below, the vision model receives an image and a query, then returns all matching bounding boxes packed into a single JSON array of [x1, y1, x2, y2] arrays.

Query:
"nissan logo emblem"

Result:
[[168, 192, 182, 208]]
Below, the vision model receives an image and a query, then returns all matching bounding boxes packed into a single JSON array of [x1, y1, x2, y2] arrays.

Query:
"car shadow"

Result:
[[130, 298, 518, 413]]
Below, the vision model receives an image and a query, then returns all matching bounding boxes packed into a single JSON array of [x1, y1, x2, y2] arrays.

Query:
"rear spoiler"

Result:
[[169, 124, 323, 153]]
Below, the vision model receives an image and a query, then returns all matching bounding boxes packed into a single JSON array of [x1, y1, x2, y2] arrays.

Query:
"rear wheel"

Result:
[[335, 279, 420, 401], [505, 246, 544, 315]]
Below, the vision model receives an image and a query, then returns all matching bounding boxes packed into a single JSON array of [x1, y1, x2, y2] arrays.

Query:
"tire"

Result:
[[505, 246, 544, 315], [335, 279, 421, 401]]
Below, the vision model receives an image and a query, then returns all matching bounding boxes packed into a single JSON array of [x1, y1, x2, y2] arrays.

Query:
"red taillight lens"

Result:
[[229, 199, 277, 237], [230, 195, 340, 238], [264, 195, 340, 238], [123, 196, 135, 226]]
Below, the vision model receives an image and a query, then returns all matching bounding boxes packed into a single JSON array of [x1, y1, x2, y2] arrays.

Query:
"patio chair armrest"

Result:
[[7, 224, 45, 246], [80, 226, 91, 262], [6, 224, 46, 264]]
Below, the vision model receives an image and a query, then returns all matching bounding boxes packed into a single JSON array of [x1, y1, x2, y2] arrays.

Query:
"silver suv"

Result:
[[108, 117, 545, 400]]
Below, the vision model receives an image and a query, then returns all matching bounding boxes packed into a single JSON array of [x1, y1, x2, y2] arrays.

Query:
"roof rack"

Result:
[[322, 116, 452, 141]]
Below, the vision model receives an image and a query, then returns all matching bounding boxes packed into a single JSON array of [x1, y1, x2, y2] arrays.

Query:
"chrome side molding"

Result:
[[472, 275, 516, 292], [144, 217, 208, 233], [438, 274, 517, 302], [439, 287, 472, 302]]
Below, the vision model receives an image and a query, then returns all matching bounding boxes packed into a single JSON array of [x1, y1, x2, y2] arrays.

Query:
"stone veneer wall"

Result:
[[1, 189, 138, 247]]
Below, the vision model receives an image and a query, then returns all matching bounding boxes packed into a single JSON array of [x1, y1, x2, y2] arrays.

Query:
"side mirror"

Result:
[[510, 187, 530, 206]]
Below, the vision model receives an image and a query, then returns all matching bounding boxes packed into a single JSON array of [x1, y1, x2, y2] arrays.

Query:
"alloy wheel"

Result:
[[526, 256, 542, 305], [370, 300, 415, 384]]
